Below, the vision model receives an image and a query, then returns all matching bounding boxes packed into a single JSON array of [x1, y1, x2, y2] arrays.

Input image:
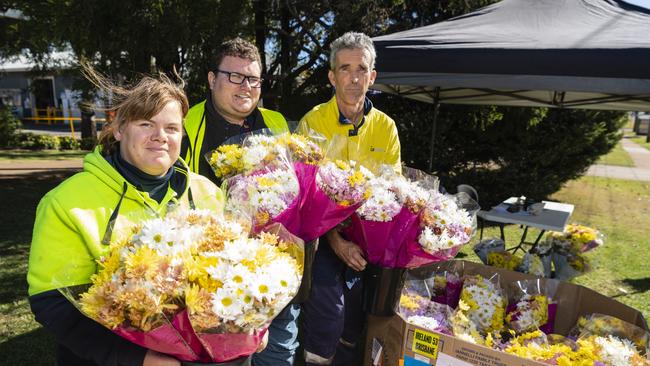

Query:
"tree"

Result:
[[376, 93, 626, 207], [5, 0, 626, 202]]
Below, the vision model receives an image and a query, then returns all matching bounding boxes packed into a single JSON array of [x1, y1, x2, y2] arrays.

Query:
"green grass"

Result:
[[596, 142, 635, 167], [463, 175, 650, 321], [0, 150, 87, 161], [629, 136, 650, 152], [2, 172, 649, 364], [0, 172, 71, 364]]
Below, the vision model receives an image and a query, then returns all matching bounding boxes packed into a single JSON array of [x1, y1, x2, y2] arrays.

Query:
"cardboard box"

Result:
[[364, 260, 648, 366]]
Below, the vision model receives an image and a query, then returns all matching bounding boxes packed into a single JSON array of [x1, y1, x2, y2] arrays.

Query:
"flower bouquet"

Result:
[[184, 221, 303, 362], [505, 279, 558, 335], [423, 270, 462, 309], [570, 313, 650, 358], [487, 250, 523, 271], [473, 237, 506, 264], [225, 163, 301, 235], [59, 209, 303, 363], [398, 291, 453, 335], [399, 191, 476, 268], [546, 224, 604, 281], [297, 158, 372, 241], [450, 274, 506, 345], [398, 270, 456, 334], [343, 167, 405, 266]]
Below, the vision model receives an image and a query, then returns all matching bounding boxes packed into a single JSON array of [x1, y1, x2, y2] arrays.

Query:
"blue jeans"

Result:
[[251, 304, 300, 366]]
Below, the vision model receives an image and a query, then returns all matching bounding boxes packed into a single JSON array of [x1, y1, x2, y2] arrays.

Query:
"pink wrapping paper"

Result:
[[257, 192, 301, 236], [386, 208, 420, 268], [198, 328, 268, 363], [397, 238, 462, 269], [293, 162, 319, 209], [298, 182, 361, 242], [344, 214, 396, 267], [113, 310, 201, 362]]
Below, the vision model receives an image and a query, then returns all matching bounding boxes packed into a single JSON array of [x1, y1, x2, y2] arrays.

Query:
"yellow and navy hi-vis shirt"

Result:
[[299, 96, 401, 174]]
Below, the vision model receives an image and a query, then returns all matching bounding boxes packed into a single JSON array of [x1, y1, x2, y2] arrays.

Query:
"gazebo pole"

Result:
[[428, 87, 441, 172]]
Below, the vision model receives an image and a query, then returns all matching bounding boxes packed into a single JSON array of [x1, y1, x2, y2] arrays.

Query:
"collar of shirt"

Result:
[[339, 97, 373, 136]]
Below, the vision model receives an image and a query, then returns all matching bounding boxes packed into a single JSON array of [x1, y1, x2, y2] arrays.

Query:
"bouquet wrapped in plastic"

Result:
[[450, 274, 506, 345], [505, 279, 558, 334], [402, 191, 477, 268], [209, 131, 372, 243], [297, 158, 372, 241], [487, 250, 523, 271], [473, 237, 506, 264], [425, 270, 463, 309], [61, 209, 303, 363], [344, 166, 419, 267], [545, 223, 604, 281], [398, 271, 454, 335]]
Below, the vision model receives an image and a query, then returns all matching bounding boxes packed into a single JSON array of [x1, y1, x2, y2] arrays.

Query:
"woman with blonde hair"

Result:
[[27, 66, 224, 366]]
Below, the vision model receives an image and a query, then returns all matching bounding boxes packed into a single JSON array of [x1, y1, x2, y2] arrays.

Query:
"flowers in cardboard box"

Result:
[[506, 294, 549, 333], [451, 275, 506, 344]]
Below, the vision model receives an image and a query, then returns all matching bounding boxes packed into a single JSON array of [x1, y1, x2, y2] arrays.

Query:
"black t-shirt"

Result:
[[182, 93, 267, 186]]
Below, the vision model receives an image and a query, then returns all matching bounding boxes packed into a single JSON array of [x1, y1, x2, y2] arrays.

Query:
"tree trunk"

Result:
[[80, 104, 96, 140]]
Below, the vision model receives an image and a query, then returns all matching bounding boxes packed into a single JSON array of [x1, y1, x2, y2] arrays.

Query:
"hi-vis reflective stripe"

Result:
[[412, 328, 440, 359], [304, 350, 334, 365]]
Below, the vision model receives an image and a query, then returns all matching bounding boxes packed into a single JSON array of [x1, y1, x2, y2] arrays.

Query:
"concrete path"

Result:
[[586, 138, 650, 181], [0, 159, 82, 178]]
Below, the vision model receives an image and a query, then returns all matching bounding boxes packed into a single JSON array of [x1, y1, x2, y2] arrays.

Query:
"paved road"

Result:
[[586, 138, 650, 181], [0, 159, 82, 178]]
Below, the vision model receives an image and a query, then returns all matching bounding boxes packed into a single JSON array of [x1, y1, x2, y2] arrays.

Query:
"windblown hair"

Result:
[[329, 32, 376, 70], [80, 62, 189, 154], [213, 37, 262, 71]]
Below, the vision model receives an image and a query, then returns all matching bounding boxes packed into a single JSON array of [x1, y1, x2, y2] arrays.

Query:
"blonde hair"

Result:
[[81, 62, 189, 154]]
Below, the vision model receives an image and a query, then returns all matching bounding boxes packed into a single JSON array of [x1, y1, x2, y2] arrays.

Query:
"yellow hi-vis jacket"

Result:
[[299, 96, 401, 174]]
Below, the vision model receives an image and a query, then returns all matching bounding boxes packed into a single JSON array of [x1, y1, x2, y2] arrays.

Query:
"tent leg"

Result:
[[428, 87, 441, 172]]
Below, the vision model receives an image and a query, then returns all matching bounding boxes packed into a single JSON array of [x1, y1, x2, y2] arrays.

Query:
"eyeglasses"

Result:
[[215, 69, 263, 88]]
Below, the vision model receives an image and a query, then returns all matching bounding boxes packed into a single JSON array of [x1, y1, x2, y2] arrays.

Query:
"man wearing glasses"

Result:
[[181, 38, 295, 366], [181, 37, 288, 186]]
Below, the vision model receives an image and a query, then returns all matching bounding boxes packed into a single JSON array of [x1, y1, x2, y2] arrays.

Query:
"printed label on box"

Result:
[[435, 352, 473, 366], [412, 328, 441, 359]]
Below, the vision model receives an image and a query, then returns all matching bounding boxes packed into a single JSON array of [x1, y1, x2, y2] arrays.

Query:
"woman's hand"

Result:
[[143, 350, 181, 366]]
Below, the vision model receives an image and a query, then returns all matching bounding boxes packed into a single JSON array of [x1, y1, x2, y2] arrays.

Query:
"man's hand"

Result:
[[256, 330, 269, 353], [143, 350, 180, 366], [327, 230, 367, 271]]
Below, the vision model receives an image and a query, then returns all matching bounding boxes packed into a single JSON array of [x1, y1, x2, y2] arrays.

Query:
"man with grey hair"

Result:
[[299, 31, 401, 365]]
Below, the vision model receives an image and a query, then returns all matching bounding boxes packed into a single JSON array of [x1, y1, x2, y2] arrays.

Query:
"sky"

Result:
[[622, 0, 650, 8]]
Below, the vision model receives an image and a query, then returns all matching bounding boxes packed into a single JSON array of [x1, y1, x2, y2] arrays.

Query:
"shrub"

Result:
[[0, 107, 22, 148], [377, 94, 626, 208], [58, 136, 81, 150], [17, 133, 60, 150]]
